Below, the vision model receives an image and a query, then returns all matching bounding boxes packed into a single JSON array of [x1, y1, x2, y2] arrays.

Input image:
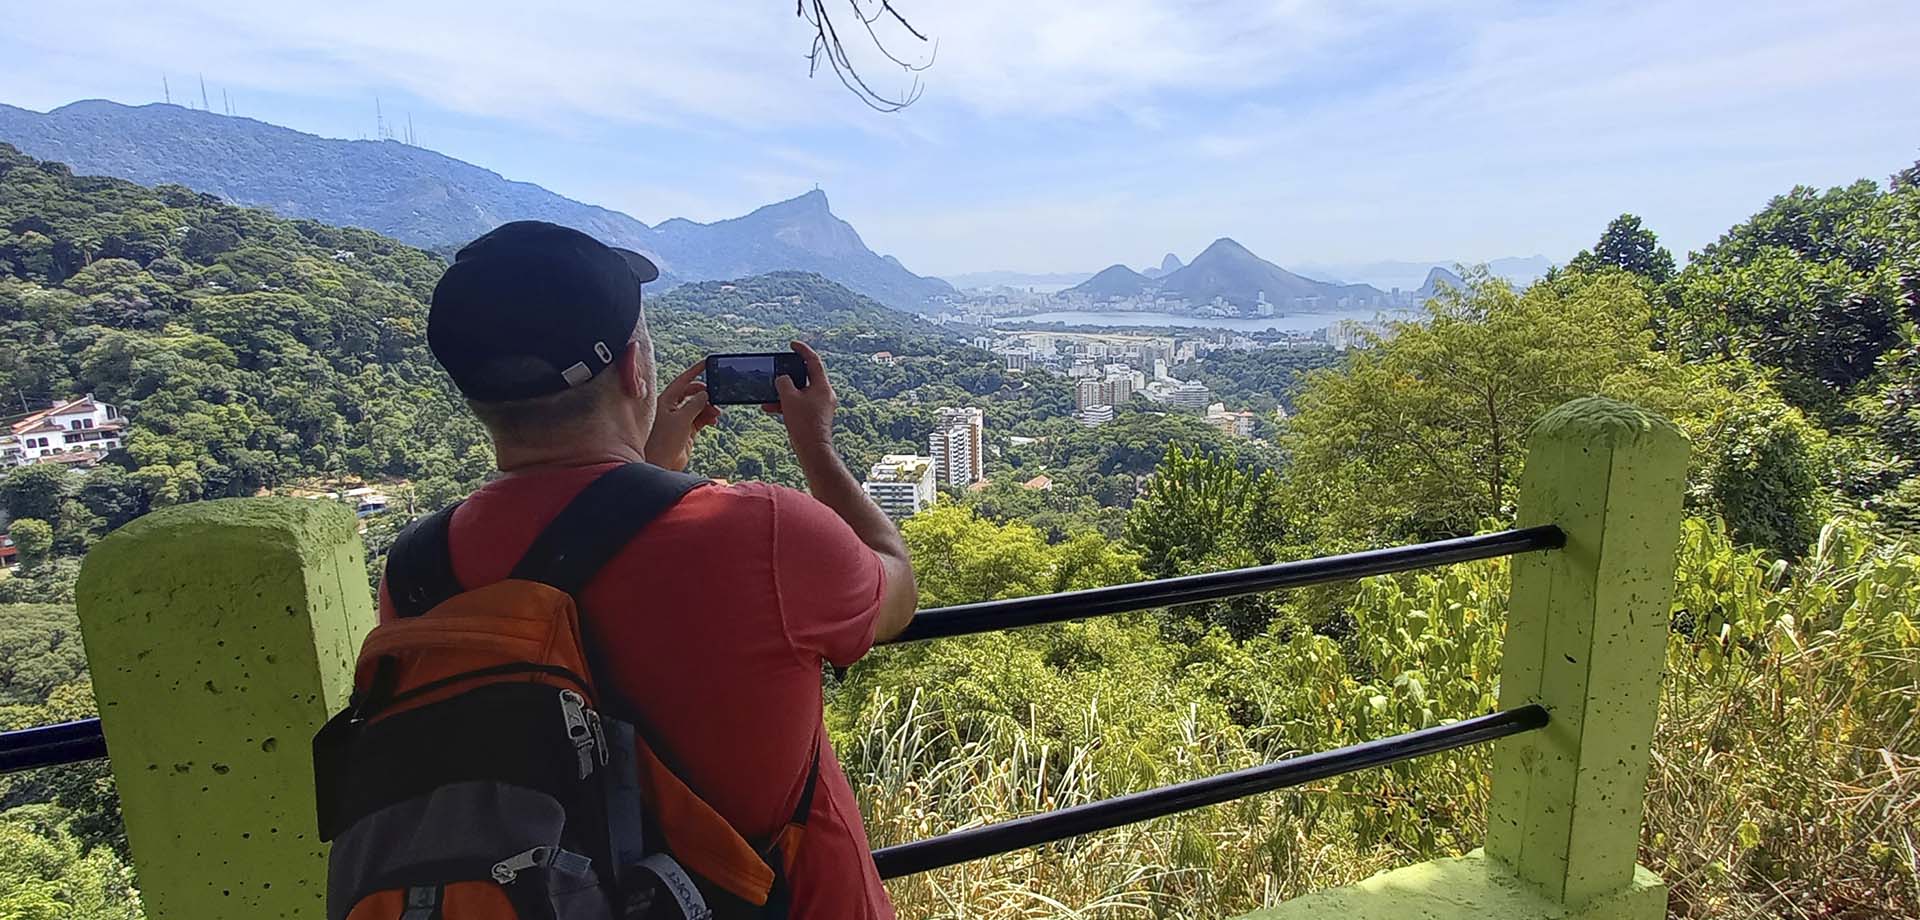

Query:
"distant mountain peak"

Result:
[[1160, 253, 1184, 273], [1198, 237, 1256, 258], [1416, 265, 1465, 297], [757, 187, 833, 216], [1138, 237, 1395, 310]]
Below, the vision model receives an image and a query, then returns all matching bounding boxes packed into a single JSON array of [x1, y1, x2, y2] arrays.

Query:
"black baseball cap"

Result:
[[428, 220, 661, 402]]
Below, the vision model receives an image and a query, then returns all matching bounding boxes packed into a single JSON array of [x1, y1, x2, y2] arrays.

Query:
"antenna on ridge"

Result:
[[162, 75, 171, 105], [406, 113, 415, 146], [222, 89, 231, 117], [199, 74, 210, 111], [376, 96, 385, 140]]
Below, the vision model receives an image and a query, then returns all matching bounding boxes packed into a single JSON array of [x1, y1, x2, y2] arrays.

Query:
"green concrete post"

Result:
[[1486, 397, 1689, 908], [75, 498, 375, 920]]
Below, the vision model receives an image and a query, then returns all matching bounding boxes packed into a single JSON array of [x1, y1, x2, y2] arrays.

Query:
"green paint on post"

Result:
[[1238, 397, 1684, 920], [1486, 397, 1688, 908], [1238, 850, 1666, 920], [75, 498, 375, 920]]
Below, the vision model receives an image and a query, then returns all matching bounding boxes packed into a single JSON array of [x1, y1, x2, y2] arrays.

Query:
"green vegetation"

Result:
[[1171, 346, 1340, 414], [1, 143, 1917, 918]]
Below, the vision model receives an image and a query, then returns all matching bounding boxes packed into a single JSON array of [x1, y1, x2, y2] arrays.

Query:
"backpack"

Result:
[[313, 463, 818, 920]]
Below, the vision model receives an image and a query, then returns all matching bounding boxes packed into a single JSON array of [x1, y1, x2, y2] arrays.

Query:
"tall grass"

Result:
[[1648, 521, 1919, 917], [834, 518, 1920, 919]]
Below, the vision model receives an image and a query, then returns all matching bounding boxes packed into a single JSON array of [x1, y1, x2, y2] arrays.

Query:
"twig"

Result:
[[797, 0, 933, 112]]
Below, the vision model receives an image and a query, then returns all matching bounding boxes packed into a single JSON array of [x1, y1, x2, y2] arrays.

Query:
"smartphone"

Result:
[[704, 352, 810, 405]]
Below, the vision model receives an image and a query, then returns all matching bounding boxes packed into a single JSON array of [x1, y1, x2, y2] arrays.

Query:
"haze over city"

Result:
[[2, 0, 1918, 277]]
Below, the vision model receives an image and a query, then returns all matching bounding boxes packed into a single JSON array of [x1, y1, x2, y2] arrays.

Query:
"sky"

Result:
[[2, 0, 1918, 278]]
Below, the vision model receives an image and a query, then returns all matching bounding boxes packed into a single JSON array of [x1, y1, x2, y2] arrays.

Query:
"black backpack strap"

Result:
[[510, 463, 707, 597], [386, 502, 464, 619], [791, 741, 820, 828]]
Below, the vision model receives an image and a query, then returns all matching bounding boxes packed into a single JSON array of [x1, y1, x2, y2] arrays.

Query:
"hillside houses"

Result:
[[0, 395, 127, 468]]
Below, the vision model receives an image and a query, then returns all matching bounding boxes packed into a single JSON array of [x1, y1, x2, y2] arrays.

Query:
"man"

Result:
[[382, 220, 916, 918]]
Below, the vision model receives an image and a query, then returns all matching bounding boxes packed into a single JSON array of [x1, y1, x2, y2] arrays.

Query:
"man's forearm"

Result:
[[793, 443, 908, 559]]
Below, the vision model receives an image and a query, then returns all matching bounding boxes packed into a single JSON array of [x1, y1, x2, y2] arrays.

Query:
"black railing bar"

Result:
[[0, 528, 1564, 776], [870, 703, 1548, 880], [888, 525, 1564, 644], [0, 718, 108, 774], [0, 709, 1552, 877]]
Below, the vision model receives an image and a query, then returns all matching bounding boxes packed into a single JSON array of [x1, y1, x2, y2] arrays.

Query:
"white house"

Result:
[[1, 395, 127, 468], [862, 455, 937, 519], [1205, 402, 1258, 438]]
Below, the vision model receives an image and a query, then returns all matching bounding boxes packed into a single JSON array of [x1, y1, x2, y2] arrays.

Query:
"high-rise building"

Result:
[[862, 454, 937, 518], [1076, 405, 1115, 427], [929, 406, 985, 486], [1075, 378, 1105, 410], [1168, 380, 1213, 410], [1076, 372, 1137, 410]]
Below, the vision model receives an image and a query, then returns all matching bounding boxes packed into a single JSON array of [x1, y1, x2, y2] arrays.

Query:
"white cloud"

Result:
[[3, 0, 1916, 274], [0, 1, 1489, 127]]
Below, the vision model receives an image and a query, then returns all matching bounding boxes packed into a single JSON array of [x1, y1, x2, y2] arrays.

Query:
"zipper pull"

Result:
[[558, 689, 596, 777]]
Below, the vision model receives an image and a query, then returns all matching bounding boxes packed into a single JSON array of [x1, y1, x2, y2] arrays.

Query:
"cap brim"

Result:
[[612, 248, 661, 284]]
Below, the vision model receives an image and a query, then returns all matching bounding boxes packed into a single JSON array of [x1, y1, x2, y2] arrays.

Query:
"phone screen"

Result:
[[704, 352, 809, 405]]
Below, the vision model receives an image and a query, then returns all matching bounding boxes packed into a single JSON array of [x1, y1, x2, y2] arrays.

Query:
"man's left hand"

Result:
[[646, 359, 720, 472]]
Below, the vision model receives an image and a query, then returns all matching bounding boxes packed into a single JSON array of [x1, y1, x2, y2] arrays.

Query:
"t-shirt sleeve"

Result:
[[769, 485, 889, 668]]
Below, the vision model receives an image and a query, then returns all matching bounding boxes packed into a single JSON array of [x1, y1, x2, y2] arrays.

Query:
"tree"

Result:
[[1283, 268, 1672, 543], [1127, 446, 1277, 578], [1674, 361, 1828, 558], [1893, 158, 1920, 191], [1666, 179, 1913, 420], [8, 518, 54, 570], [1569, 213, 1676, 284], [1, 464, 73, 524], [0, 807, 141, 920], [53, 498, 104, 555], [1126, 446, 1287, 639], [78, 465, 148, 531], [899, 505, 1055, 607], [0, 604, 88, 707]]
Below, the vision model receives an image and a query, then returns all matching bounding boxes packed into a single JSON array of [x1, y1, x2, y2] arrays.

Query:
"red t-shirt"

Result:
[[377, 463, 896, 920]]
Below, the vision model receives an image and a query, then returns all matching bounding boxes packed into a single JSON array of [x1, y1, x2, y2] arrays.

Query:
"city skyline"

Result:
[[2, 2, 1916, 276]]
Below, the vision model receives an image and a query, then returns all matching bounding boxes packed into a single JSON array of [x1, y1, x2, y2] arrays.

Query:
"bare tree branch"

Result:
[[797, 0, 935, 112]]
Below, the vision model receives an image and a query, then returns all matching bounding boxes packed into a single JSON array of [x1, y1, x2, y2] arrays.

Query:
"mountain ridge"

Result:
[[0, 99, 952, 309], [1293, 255, 1554, 290], [1067, 237, 1393, 311]]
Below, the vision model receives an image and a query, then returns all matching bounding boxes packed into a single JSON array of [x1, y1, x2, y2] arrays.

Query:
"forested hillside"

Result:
[[0, 102, 957, 310], [2, 142, 1918, 919], [0, 141, 1240, 588]]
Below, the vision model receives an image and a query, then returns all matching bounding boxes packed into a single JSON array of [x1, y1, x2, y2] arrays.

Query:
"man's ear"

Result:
[[617, 341, 649, 400]]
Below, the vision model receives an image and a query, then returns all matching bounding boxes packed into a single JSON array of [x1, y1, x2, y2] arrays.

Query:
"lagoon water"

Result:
[[1006, 308, 1415, 332]]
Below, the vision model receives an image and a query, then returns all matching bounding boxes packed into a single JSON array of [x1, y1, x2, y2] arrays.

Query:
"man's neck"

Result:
[[493, 439, 647, 475]]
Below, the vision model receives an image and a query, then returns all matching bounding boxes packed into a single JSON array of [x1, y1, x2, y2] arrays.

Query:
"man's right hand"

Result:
[[762, 340, 837, 460]]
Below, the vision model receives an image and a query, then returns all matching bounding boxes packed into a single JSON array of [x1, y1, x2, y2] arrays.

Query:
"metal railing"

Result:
[[0, 524, 1564, 876], [872, 705, 1547, 878], [887, 525, 1563, 644]]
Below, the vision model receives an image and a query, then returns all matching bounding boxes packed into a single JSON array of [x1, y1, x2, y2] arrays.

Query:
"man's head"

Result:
[[428, 221, 663, 454]]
